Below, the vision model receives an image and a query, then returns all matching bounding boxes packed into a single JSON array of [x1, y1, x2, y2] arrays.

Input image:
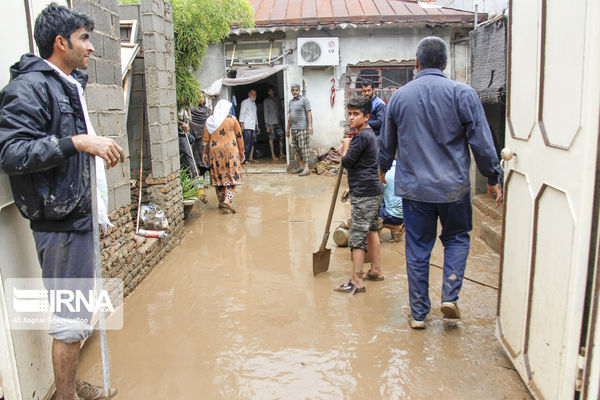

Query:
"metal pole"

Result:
[[89, 155, 111, 397]]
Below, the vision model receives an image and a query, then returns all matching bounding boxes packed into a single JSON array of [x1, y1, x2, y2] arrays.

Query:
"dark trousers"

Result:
[[243, 129, 256, 161], [403, 193, 472, 321]]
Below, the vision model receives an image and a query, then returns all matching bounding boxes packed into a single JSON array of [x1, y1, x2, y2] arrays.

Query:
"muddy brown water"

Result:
[[79, 173, 531, 399]]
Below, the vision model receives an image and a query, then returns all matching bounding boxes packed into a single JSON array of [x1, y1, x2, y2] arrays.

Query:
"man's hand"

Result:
[[286, 129, 290, 138], [487, 184, 503, 208], [202, 153, 208, 166], [239, 152, 245, 163], [308, 126, 313, 135], [266, 126, 271, 134], [378, 170, 387, 184], [71, 135, 125, 169]]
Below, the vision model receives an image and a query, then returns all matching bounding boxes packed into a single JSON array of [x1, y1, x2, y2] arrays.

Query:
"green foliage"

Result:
[[180, 168, 203, 201], [118, 0, 254, 109], [172, 0, 254, 109]]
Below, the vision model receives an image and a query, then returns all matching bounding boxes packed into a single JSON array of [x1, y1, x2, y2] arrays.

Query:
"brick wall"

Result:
[[72, 0, 185, 293]]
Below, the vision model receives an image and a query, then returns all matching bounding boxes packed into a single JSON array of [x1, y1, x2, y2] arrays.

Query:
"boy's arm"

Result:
[[341, 134, 365, 169]]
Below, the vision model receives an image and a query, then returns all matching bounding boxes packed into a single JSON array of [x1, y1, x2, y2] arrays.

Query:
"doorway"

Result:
[[231, 71, 286, 161]]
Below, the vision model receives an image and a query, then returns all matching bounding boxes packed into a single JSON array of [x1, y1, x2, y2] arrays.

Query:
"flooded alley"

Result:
[[79, 172, 531, 399]]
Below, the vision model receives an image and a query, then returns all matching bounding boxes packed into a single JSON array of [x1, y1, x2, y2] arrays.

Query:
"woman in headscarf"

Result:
[[202, 99, 245, 214]]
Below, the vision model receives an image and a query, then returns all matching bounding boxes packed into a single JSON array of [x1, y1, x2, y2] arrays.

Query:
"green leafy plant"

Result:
[[180, 168, 203, 201], [118, 0, 254, 109]]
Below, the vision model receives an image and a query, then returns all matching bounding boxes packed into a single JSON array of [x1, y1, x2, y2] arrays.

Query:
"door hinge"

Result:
[[575, 346, 587, 392]]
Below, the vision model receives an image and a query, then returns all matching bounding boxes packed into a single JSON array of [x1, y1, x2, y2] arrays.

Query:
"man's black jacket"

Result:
[[0, 54, 92, 232]]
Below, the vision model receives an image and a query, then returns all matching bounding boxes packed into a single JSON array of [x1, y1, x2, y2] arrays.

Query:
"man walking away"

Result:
[[0, 4, 124, 399], [378, 36, 502, 329], [361, 79, 386, 136], [263, 86, 284, 160], [286, 83, 313, 176], [190, 95, 211, 175], [239, 89, 258, 163]]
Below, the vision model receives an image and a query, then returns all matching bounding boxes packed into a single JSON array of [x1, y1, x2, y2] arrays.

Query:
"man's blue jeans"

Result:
[[403, 194, 472, 321], [243, 129, 256, 161]]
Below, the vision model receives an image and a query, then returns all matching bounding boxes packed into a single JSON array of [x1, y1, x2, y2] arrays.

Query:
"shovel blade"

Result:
[[313, 248, 331, 277]]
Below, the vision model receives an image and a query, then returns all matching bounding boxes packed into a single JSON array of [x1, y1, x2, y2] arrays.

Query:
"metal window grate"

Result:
[[346, 65, 415, 104]]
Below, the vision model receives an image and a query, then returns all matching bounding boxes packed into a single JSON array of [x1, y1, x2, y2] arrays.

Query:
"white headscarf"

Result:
[[205, 99, 233, 134]]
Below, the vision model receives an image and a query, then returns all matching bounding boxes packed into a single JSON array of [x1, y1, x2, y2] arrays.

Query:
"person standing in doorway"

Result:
[[0, 4, 123, 399], [239, 88, 258, 163], [361, 79, 386, 136], [263, 86, 284, 160], [378, 36, 502, 329], [286, 83, 313, 176]]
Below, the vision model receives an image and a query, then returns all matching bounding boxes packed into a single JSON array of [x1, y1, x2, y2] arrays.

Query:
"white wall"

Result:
[[426, 0, 508, 16]]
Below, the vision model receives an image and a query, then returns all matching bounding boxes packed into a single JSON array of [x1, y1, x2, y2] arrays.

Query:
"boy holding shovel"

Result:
[[334, 96, 384, 294]]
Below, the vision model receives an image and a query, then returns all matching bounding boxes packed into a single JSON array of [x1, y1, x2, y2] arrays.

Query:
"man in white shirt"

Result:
[[239, 89, 258, 163]]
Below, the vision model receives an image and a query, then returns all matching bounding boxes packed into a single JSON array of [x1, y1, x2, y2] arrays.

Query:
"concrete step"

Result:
[[472, 193, 503, 220], [480, 218, 503, 254]]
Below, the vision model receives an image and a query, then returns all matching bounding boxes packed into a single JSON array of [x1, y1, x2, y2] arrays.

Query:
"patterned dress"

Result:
[[202, 116, 244, 187]]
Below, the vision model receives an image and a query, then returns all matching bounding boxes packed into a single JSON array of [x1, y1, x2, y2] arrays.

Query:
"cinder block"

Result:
[[97, 112, 122, 136], [86, 85, 108, 112], [103, 35, 121, 63], [143, 67, 159, 89], [89, 3, 111, 35], [107, 85, 124, 110], [140, 0, 164, 17], [170, 156, 180, 174], [113, 184, 131, 210], [118, 4, 140, 22], [106, 160, 126, 186], [95, 59, 117, 85], [100, 0, 119, 15], [72, 0, 91, 20], [107, 188, 116, 212], [165, 138, 179, 157], [164, 2, 173, 22], [142, 32, 165, 53], [148, 125, 162, 143], [143, 51, 165, 70], [151, 160, 167, 178], [150, 142, 165, 161], [165, 54, 175, 71], [86, 57, 97, 84]]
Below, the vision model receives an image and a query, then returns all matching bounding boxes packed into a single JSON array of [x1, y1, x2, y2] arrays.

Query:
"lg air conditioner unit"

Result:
[[297, 37, 339, 66]]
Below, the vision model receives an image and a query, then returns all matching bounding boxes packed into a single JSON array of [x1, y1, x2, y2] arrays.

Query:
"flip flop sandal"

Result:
[[333, 280, 366, 295], [363, 269, 384, 281]]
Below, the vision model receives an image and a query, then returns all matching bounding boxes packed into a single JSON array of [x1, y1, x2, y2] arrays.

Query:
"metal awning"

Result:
[[203, 65, 288, 95]]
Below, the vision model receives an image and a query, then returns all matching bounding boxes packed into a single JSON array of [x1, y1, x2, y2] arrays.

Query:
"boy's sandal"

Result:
[[363, 269, 384, 281], [333, 280, 366, 295]]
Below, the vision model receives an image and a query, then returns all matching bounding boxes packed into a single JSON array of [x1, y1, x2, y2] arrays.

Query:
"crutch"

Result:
[[89, 154, 111, 397]]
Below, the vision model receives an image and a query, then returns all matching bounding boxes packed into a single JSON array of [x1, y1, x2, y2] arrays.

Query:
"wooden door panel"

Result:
[[539, 0, 586, 149], [525, 186, 575, 399], [507, 0, 539, 141], [498, 171, 533, 361]]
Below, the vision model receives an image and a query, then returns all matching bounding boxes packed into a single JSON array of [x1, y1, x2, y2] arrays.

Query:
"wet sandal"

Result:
[[363, 269, 384, 281], [222, 203, 237, 214], [333, 280, 366, 295]]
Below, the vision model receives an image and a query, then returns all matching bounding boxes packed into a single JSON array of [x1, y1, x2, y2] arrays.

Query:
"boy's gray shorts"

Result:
[[349, 194, 383, 251], [33, 231, 94, 343]]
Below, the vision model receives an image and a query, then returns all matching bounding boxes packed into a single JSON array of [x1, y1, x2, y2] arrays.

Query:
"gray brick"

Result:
[[118, 4, 140, 21], [162, 123, 176, 141], [141, 0, 164, 16], [164, 2, 173, 22], [95, 59, 117, 85], [165, 138, 178, 157], [86, 57, 97, 84], [114, 63, 123, 86], [103, 35, 121, 63], [107, 188, 116, 212], [170, 156, 180, 174], [157, 71, 169, 88], [72, 0, 91, 19], [165, 54, 175, 71], [113, 184, 131, 210], [148, 124, 162, 143], [86, 85, 108, 111], [150, 142, 165, 161], [100, 0, 119, 15], [143, 51, 165, 70], [106, 160, 126, 186], [97, 112, 121, 136], [107, 86, 124, 110], [151, 160, 168, 178], [89, 3, 111, 35], [143, 33, 165, 53]]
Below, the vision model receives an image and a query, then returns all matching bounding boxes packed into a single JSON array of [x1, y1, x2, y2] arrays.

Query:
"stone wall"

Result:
[[72, 0, 184, 293]]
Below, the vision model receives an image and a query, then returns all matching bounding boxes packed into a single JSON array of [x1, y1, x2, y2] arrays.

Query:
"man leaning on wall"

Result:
[[0, 3, 124, 399]]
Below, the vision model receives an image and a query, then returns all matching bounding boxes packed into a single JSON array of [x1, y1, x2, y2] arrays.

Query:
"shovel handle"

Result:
[[320, 165, 345, 249]]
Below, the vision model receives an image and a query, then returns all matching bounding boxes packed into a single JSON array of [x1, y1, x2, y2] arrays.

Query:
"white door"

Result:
[[497, 0, 600, 399]]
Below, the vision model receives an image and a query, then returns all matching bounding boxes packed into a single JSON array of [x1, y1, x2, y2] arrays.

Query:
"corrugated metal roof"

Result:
[[246, 0, 477, 27]]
